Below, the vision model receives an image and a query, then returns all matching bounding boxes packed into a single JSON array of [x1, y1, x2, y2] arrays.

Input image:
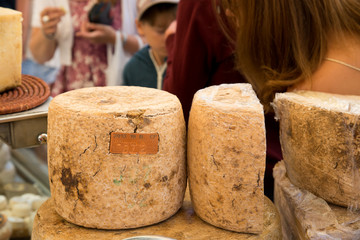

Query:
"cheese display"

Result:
[[0, 7, 22, 93], [47, 86, 187, 229], [274, 161, 360, 239], [0, 193, 48, 239], [187, 84, 266, 234], [273, 91, 360, 207], [32, 189, 281, 240]]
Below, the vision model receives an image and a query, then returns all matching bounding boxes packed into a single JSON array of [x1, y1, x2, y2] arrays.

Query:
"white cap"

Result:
[[136, 0, 179, 20]]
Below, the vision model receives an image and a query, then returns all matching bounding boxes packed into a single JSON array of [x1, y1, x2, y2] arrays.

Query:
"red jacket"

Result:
[[163, 0, 246, 121]]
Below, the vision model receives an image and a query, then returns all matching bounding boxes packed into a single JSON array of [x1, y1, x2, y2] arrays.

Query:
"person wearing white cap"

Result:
[[122, 0, 179, 90]]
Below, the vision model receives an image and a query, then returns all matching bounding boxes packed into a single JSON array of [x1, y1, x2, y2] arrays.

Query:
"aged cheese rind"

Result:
[[32, 190, 281, 240], [274, 160, 360, 239], [273, 91, 360, 207], [47, 86, 186, 229], [187, 84, 266, 234], [0, 7, 22, 92]]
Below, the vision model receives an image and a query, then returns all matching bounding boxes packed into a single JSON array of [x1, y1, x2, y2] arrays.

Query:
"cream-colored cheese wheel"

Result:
[[11, 203, 31, 218], [187, 84, 266, 234], [31, 190, 281, 240], [274, 161, 360, 239], [31, 197, 48, 211], [273, 91, 360, 207], [47, 86, 186, 229], [9, 197, 28, 210], [19, 193, 46, 211], [0, 7, 22, 93]]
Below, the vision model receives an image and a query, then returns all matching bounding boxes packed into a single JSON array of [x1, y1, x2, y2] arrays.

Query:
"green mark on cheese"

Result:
[[113, 175, 123, 186]]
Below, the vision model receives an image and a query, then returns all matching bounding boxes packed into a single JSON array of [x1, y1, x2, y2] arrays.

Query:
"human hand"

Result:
[[76, 21, 116, 45], [40, 7, 65, 40]]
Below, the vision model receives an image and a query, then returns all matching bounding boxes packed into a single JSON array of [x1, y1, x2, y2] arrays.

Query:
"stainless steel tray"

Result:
[[0, 98, 51, 148]]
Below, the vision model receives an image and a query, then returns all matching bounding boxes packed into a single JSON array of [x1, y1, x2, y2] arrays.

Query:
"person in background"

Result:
[[163, 0, 282, 200], [218, 0, 360, 109], [216, 0, 360, 198], [29, 0, 143, 96], [163, 0, 247, 121], [122, 0, 178, 90], [0, 0, 59, 85], [19, 0, 61, 85]]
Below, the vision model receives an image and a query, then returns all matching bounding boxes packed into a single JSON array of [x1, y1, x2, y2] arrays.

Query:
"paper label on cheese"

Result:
[[110, 133, 159, 154]]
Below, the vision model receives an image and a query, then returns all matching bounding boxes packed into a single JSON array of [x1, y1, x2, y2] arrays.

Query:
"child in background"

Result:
[[123, 0, 178, 89]]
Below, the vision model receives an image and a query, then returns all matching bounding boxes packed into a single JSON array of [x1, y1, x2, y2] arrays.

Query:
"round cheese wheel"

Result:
[[11, 203, 31, 218], [31, 192, 281, 240], [187, 84, 266, 233], [273, 91, 360, 207], [47, 86, 186, 229]]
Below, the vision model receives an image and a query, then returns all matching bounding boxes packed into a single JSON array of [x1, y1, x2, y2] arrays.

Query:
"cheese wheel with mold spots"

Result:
[[31, 190, 282, 240], [47, 86, 186, 229], [187, 83, 266, 234], [273, 91, 360, 208]]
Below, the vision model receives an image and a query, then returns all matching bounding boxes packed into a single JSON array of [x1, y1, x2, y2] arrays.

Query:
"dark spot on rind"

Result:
[[60, 168, 87, 204], [61, 168, 78, 193], [232, 184, 242, 191], [161, 176, 168, 182]]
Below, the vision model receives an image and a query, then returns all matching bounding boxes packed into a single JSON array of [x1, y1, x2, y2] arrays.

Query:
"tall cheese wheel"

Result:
[[273, 91, 360, 208], [47, 86, 186, 229], [0, 7, 22, 93], [187, 84, 266, 234], [274, 161, 360, 239], [32, 191, 282, 240]]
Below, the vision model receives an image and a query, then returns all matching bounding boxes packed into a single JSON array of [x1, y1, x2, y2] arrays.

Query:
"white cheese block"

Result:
[[47, 86, 187, 229], [1, 193, 47, 239], [0, 7, 22, 93], [11, 203, 31, 218], [187, 84, 266, 234], [274, 160, 360, 239], [31, 190, 281, 240], [273, 91, 360, 207]]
